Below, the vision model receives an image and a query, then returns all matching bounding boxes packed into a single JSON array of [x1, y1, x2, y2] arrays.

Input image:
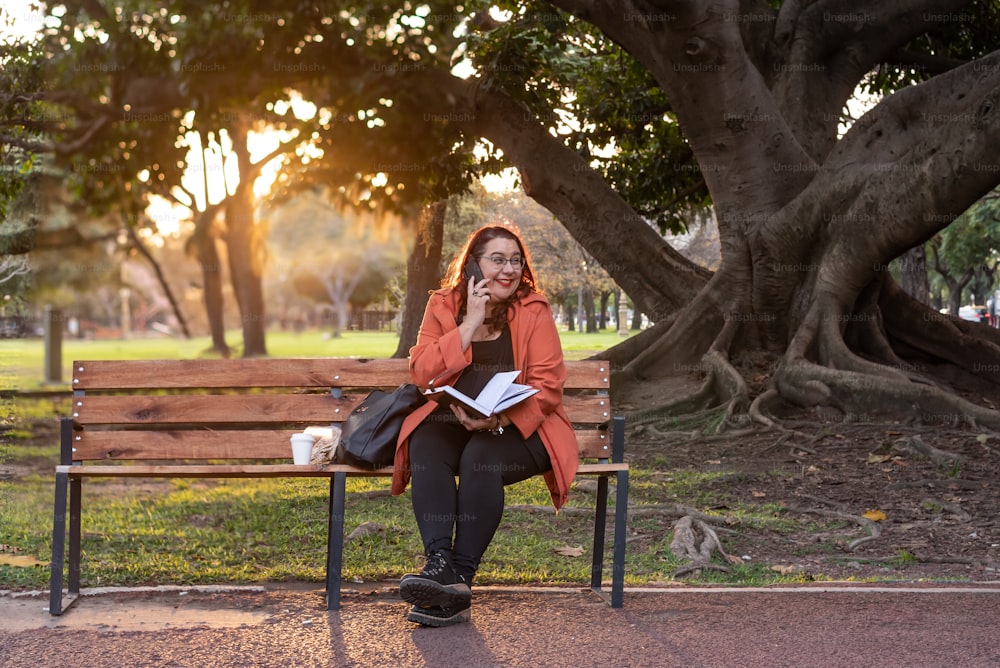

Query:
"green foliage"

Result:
[[0, 32, 47, 235], [929, 190, 1000, 304], [463, 1, 708, 234], [937, 192, 1000, 270], [861, 0, 1000, 95]]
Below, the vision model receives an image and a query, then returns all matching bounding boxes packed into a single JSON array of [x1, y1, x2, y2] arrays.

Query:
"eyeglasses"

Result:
[[479, 255, 524, 269]]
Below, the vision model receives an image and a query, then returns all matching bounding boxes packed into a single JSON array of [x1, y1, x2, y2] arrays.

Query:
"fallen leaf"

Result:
[[977, 434, 989, 444], [0, 554, 46, 567], [554, 545, 585, 557], [863, 509, 887, 522], [751, 491, 766, 498], [867, 453, 893, 464], [770, 564, 801, 574]]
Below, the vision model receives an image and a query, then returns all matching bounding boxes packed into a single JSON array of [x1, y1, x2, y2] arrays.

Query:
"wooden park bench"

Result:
[[49, 358, 628, 614]]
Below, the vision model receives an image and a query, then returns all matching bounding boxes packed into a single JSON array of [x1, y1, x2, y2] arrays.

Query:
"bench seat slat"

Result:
[[56, 462, 627, 477], [71, 428, 614, 461], [57, 464, 394, 477], [72, 393, 613, 425], [71, 358, 611, 390]]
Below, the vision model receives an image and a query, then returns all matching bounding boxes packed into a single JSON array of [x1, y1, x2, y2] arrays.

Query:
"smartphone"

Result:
[[463, 256, 485, 284]]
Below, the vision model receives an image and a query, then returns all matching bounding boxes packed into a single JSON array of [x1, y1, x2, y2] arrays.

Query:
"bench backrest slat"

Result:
[[70, 428, 612, 461], [71, 359, 610, 390], [72, 393, 611, 426]]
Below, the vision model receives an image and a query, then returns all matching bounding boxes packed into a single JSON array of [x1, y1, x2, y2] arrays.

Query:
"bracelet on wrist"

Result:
[[489, 415, 503, 436]]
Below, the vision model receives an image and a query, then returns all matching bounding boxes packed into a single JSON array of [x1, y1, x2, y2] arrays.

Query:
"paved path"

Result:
[[2, 583, 999, 667]]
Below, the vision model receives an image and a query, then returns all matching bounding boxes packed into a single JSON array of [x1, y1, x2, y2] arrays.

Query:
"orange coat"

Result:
[[392, 288, 579, 509]]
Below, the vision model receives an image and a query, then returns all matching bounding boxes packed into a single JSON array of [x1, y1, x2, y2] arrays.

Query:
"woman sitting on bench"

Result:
[[392, 223, 579, 627]]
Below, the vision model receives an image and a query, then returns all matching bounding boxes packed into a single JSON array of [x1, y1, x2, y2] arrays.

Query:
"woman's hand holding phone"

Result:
[[464, 257, 490, 324]]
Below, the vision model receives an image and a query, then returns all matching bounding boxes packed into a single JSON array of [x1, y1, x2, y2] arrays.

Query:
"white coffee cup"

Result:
[[290, 433, 316, 465]]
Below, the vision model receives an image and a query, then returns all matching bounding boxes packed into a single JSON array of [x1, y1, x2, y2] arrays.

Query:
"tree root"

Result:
[[892, 436, 964, 469], [915, 555, 999, 568], [783, 503, 882, 551], [881, 278, 1000, 389], [669, 515, 742, 577], [674, 562, 733, 577], [749, 388, 779, 427], [626, 322, 755, 435], [631, 504, 731, 523], [505, 502, 733, 524], [921, 498, 972, 523], [777, 357, 1000, 430], [505, 504, 591, 516]]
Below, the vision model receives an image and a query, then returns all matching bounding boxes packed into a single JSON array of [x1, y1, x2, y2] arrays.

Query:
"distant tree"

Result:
[[265, 188, 404, 337], [929, 190, 1000, 314]]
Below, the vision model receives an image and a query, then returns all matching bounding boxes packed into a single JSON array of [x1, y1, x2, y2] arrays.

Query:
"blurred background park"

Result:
[[2, 0, 1000, 596], [0, 0, 997, 475], [1, 1, 997, 394]]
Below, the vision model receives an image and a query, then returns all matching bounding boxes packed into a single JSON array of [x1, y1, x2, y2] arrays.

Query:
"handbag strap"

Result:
[[425, 369, 453, 392]]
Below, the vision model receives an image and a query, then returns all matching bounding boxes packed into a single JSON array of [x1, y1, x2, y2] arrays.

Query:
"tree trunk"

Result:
[[599, 290, 611, 330], [224, 114, 267, 358], [394, 201, 445, 358], [899, 246, 930, 307], [931, 241, 974, 316], [125, 225, 191, 338], [193, 207, 230, 357], [335, 298, 349, 337], [585, 287, 597, 333]]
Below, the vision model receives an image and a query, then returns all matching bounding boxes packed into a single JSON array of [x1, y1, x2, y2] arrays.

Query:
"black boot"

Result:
[[405, 600, 472, 627], [399, 550, 471, 608]]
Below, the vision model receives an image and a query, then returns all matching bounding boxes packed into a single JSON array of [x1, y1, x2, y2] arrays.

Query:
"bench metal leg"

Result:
[[68, 477, 82, 594], [49, 469, 69, 615], [50, 417, 81, 615], [611, 468, 629, 608], [326, 472, 347, 611], [590, 475, 609, 593]]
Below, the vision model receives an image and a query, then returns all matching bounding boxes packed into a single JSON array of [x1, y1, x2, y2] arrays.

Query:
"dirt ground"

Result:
[[618, 374, 1000, 583]]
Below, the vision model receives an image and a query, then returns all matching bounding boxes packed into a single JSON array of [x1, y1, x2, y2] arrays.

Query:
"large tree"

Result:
[[428, 1, 1000, 429], [7, 1, 1000, 429]]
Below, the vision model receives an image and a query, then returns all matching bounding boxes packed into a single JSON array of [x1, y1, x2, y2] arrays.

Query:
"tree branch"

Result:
[[423, 69, 709, 319], [555, 0, 817, 228], [0, 255, 30, 285], [822, 50, 1000, 255], [125, 226, 191, 338]]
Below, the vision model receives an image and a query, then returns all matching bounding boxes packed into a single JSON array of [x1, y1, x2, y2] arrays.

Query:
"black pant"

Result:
[[408, 418, 551, 581]]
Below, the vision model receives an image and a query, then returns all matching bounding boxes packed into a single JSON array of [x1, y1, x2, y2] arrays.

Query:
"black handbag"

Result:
[[339, 383, 427, 468]]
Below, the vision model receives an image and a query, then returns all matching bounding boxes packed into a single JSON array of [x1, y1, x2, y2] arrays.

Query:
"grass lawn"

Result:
[[0, 327, 630, 390], [0, 326, 816, 593]]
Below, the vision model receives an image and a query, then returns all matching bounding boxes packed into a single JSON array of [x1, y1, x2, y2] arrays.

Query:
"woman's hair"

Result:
[[443, 224, 538, 332]]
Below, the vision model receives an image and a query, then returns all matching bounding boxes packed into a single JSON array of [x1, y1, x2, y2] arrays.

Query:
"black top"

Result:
[[431, 326, 513, 421]]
